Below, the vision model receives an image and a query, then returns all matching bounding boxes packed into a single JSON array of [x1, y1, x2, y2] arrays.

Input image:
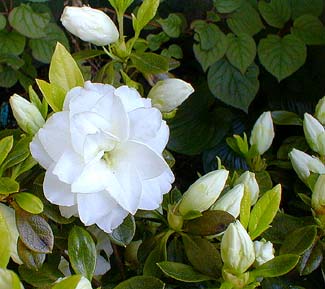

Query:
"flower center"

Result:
[[103, 151, 113, 167]]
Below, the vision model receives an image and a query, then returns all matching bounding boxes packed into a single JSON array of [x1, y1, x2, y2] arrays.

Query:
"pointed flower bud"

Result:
[[178, 169, 229, 217], [9, 94, 45, 135], [234, 171, 259, 205], [148, 78, 194, 113], [303, 113, 325, 156], [311, 174, 325, 215], [61, 6, 119, 46], [288, 149, 325, 182], [315, 96, 325, 125], [211, 184, 244, 218], [250, 111, 275, 155], [253, 239, 274, 266], [221, 220, 255, 274]]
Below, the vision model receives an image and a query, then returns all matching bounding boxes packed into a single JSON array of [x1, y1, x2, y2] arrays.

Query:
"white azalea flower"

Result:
[[30, 81, 174, 233]]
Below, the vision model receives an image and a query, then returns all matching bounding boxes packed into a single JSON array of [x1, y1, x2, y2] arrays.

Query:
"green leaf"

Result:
[[297, 240, 323, 275], [208, 58, 259, 112], [16, 209, 54, 253], [258, 0, 291, 29], [11, 155, 37, 180], [291, 15, 325, 45], [258, 34, 307, 81], [157, 13, 185, 38], [52, 275, 82, 289], [226, 33, 256, 73], [0, 14, 6, 30], [17, 238, 45, 270], [157, 261, 214, 282], [108, 214, 135, 246], [0, 67, 18, 88], [72, 49, 106, 62], [0, 177, 19, 194], [0, 54, 24, 70], [291, 0, 324, 19], [0, 31, 26, 56], [109, 0, 134, 14], [8, 4, 50, 39], [182, 234, 222, 277], [114, 276, 165, 289], [251, 254, 300, 278], [49, 42, 84, 92], [213, 0, 243, 13], [184, 210, 235, 236], [240, 190, 251, 229], [29, 23, 70, 64], [271, 111, 303, 126], [0, 136, 13, 168], [255, 170, 273, 194], [280, 225, 317, 255], [161, 44, 183, 59], [133, 0, 159, 35], [248, 184, 281, 240], [68, 226, 96, 281], [147, 32, 170, 51], [227, 2, 264, 36], [130, 52, 169, 74], [0, 269, 23, 289], [0, 208, 10, 268], [15, 193, 43, 214]]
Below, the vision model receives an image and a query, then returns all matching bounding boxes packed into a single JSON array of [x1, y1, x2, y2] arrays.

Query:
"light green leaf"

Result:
[[0, 209, 10, 268], [130, 52, 169, 74], [258, 34, 307, 81], [248, 184, 281, 240], [8, 4, 50, 39], [49, 42, 84, 92], [0, 31, 25, 56], [157, 13, 185, 38], [240, 190, 251, 230], [108, 214, 135, 246], [0, 177, 19, 194], [226, 33, 256, 73], [291, 14, 325, 45], [15, 192, 43, 214], [29, 23, 70, 64], [0, 14, 6, 30], [133, 0, 159, 35], [213, 0, 244, 13], [68, 226, 96, 281], [258, 0, 291, 29], [0, 136, 13, 168], [227, 2, 264, 36], [157, 261, 214, 282], [109, 0, 134, 14], [28, 86, 48, 119], [0, 269, 23, 289], [291, 0, 324, 19], [208, 58, 259, 112], [114, 276, 165, 289], [52, 275, 82, 289]]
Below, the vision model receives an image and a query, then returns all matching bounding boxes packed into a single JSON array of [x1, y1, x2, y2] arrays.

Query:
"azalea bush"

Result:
[[0, 0, 325, 289]]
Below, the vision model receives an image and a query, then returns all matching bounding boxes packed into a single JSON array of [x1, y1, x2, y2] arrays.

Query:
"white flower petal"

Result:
[[96, 208, 129, 233], [30, 134, 53, 169], [115, 86, 146, 112], [142, 121, 169, 154], [59, 204, 78, 218]]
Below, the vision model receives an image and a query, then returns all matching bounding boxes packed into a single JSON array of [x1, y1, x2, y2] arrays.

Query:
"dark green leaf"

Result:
[[157, 13, 185, 38], [147, 32, 170, 51], [108, 214, 135, 246], [291, 0, 323, 19], [258, 0, 291, 29], [213, 0, 243, 13], [0, 177, 19, 194], [17, 238, 45, 270], [271, 111, 303, 126], [0, 66, 18, 88], [0, 54, 25, 70], [114, 276, 165, 289], [255, 170, 273, 194], [72, 49, 106, 62], [0, 14, 6, 30], [130, 52, 169, 74], [0, 31, 26, 56], [297, 240, 323, 275]]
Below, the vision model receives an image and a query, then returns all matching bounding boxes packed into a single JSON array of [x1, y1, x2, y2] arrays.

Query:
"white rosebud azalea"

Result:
[[288, 149, 325, 182], [211, 184, 244, 218], [311, 174, 325, 214], [9, 94, 45, 135], [253, 239, 274, 266], [315, 96, 325, 125], [221, 220, 255, 274], [234, 171, 259, 205], [303, 113, 325, 156], [0, 269, 24, 289], [30, 81, 174, 233], [148, 78, 194, 113], [178, 169, 229, 216], [61, 6, 119, 46], [250, 111, 275, 155]]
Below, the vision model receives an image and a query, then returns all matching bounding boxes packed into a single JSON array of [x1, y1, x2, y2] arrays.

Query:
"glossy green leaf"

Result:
[[8, 4, 50, 39], [109, 0, 134, 14], [213, 0, 243, 13], [52, 275, 82, 289], [248, 185, 281, 240], [271, 111, 303, 126], [297, 240, 323, 275], [208, 58, 259, 112], [157, 13, 185, 38], [15, 193, 43, 214], [0, 208, 10, 268], [227, 2, 264, 36], [0, 31, 26, 56], [0, 136, 13, 168], [240, 190, 251, 230], [108, 214, 135, 246], [280, 225, 317, 255], [17, 238, 45, 270], [130, 52, 169, 75], [251, 255, 300, 278], [0, 14, 6, 30], [49, 42, 84, 92], [0, 177, 19, 194], [258, 34, 307, 81], [258, 0, 291, 29], [114, 276, 164, 289], [291, 0, 323, 19], [255, 170, 273, 194], [226, 33, 256, 73], [291, 15, 325, 45], [157, 261, 214, 282], [16, 209, 54, 253], [11, 155, 37, 180], [0, 269, 23, 289], [68, 226, 96, 281], [133, 0, 159, 34]]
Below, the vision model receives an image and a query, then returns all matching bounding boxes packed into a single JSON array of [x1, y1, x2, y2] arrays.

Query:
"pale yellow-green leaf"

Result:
[[15, 192, 43, 214]]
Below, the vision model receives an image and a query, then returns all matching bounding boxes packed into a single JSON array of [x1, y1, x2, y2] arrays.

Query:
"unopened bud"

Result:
[[234, 171, 259, 205], [303, 113, 325, 156], [253, 239, 274, 266]]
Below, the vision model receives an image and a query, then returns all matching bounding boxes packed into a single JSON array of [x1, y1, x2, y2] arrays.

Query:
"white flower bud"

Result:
[[250, 111, 275, 155], [303, 113, 325, 156], [221, 221, 255, 274], [178, 169, 229, 216], [289, 149, 325, 182], [148, 78, 194, 113], [234, 171, 259, 205], [9, 94, 45, 135], [76, 276, 92, 289], [254, 239, 274, 266], [315, 96, 325, 125], [311, 174, 325, 215], [211, 184, 244, 218], [61, 6, 119, 46]]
